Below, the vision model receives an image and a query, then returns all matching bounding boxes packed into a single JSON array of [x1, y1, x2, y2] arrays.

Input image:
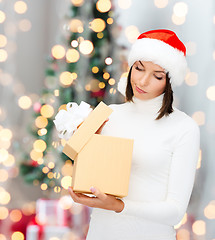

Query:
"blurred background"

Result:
[[0, 0, 214, 239]]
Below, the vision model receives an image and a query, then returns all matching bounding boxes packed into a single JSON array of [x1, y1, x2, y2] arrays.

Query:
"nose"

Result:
[[139, 74, 150, 86]]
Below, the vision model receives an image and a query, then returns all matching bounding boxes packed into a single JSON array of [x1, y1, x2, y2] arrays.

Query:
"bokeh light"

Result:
[[107, 17, 113, 24], [97, 32, 104, 39], [192, 111, 205, 126], [108, 78, 115, 85], [3, 154, 15, 167], [42, 167, 49, 175], [0, 206, 9, 220], [99, 82, 105, 89], [0, 234, 6, 240], [204, 201, 215, 219], [186, 41, 197, 56], [70, 19, 84, 33], [206, 86, 215, 101], [41, 183, 48, 191], [11, 231, 24, 240], [40, 104, 54, 118], [0, 49, 8, 62], [14, 1, 28, 14], [0, 128, 13, 140], [185, 72, 198, 86], [79, 40, 94, 55], [0, 169, 9, 182], [18, 96, 32, 109], [10, 209, 22, 222], [125, 25, 140, 43], [38, 128, 47, 136], [66, 49, 80, 63], [173, 2, 188, 17], [109, 88, 116, 94], [48, 162, 55, 169], [96, 0, 111, 13], [192, 220, 206, 235], [0, 149, 8, 163], [92, 66, 99, 73], [35, 116, 48, 128], [51, 45, 66, 59], [118, 0, 132, 9], [71, 40, 78, 47], [0, 191, 11, 204], [33, 139, 47, 152], [54, 186, 61, 193], [154, 0, 168, 8], [172, 14, 186, 25], [103, 72, 110, 80], [176, 228, 190, 240], [0, 10, 6, 23], [30, 150, 43, 161], [0, 35, 7, 47], [105, 57, 112, 65], [0, 72, 13, 86], [71, 0, 84, 7], [90, 18, 106, 32], [61, 176, 72, 189], [18, 19, 32, 32], [59, 71, 74, 86]]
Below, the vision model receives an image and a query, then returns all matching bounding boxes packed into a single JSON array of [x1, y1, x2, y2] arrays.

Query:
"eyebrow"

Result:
[[138, 61, 166, 74]]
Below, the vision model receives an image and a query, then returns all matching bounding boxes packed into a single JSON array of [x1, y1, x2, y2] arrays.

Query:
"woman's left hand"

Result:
[[68, 186, 124, 213]]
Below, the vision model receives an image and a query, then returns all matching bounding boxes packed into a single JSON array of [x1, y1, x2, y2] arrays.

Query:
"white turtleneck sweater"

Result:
[[86, 93, 200, 240]]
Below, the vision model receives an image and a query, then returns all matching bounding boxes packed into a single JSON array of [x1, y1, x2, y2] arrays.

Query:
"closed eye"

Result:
[[135, 66, 144, 71], [155, 76, 163, 80]]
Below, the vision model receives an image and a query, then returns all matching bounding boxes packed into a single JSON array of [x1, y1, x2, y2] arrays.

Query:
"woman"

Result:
[[68, 29, 200, 240]]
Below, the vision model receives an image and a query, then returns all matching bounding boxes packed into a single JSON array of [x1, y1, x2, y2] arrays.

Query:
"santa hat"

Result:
[[117, 29, 187, 96]]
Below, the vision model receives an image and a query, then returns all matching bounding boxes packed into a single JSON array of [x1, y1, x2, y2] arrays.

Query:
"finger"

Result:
[[90, 186, 107, 201], [68, 188, 96, 205]]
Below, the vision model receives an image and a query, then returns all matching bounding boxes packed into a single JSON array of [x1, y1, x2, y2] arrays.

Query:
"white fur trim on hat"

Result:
[[117, 76, 127, 96], [128, 38, 187, 86]]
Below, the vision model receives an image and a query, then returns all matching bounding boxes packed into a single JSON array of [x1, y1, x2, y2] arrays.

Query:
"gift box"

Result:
[[63, 101, 134, 198], [36, 199, 68, 226], [26, 225, 72, 240]]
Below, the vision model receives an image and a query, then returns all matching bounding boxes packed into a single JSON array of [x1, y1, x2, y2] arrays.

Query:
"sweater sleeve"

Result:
[[116, 119, 200, 226]]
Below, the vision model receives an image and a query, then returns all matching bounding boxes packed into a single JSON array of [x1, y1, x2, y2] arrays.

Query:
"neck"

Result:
[[129, 93, 164, 117]]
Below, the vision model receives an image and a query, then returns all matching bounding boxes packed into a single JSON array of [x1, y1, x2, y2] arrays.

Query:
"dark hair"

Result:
[[125, 66, 173, 120]]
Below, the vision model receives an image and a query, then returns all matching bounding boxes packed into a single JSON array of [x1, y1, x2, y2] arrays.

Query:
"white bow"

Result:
[[53, 101, 92, 140]]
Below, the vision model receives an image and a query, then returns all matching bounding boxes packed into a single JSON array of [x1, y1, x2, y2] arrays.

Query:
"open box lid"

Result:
[[62, 101, 113, 160]]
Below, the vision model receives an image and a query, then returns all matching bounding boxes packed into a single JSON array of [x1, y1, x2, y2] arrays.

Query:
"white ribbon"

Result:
[[53, 101, 92, 140]]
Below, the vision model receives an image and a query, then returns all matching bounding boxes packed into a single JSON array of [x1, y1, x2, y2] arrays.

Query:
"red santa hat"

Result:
[[118, 29, 187, 95]]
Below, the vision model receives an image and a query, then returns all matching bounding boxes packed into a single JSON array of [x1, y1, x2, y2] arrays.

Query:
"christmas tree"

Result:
[[20, 0, 120, 195]]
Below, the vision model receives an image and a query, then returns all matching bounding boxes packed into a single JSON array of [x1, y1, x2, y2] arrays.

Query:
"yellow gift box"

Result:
[[63, 101, 134, 198]]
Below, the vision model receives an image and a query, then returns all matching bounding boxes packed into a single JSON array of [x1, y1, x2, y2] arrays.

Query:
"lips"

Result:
[[135, 86, 147, 94]]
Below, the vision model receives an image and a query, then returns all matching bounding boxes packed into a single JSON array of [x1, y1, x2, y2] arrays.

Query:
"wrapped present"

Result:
[[36, 199, 68, 226], [26, 224, 72, 240], [62, 101, 134, 198], [26, 198, 92, 240]]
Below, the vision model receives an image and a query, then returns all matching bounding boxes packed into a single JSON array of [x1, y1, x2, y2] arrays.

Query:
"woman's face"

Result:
[[130, 61, 167, 100]]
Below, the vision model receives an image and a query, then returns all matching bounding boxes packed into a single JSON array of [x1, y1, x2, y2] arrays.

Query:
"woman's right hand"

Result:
[[95, 118, 109, 134]]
